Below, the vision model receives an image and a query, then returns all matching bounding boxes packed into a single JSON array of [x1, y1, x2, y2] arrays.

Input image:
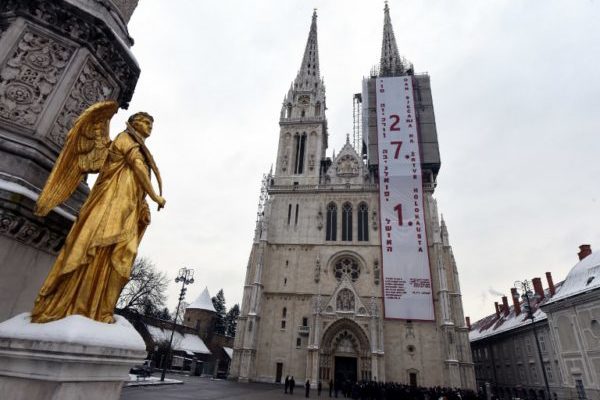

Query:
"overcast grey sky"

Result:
[[109, 0, 600, 321]]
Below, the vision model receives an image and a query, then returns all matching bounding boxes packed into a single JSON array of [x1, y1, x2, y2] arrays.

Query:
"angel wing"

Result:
[[35, 101, 119, 217]]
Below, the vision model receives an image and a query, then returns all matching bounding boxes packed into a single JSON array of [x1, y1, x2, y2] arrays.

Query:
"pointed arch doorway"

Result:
[[319, 318, 371, 384]]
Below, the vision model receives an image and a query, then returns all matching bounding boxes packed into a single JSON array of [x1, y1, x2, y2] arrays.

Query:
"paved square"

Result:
[[121, 375, 320, 400]]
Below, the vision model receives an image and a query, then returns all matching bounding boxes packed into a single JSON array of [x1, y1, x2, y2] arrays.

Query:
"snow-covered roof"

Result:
[[469, 306, 547, 343], [145, 324, 211, 355], [187, 287, 216, 312], [223, 347, 233, 359], [544, 251, 600, 305], [468, 282, 565, 342]]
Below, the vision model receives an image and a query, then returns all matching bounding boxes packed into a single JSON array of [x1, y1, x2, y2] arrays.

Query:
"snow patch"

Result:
[[0, 313, 145, 351]]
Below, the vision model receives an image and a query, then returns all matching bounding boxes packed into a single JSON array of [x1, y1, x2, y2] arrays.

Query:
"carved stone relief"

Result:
[[336, 288, 355, 311], [0, 30, 74, 128], [336, 154, 359, 177], [371, 210, 378, 231], [49, 58, 116, 146], [0, 208, 64, 254], [0, 0, 140, 106], [316, 208, 323, 230]]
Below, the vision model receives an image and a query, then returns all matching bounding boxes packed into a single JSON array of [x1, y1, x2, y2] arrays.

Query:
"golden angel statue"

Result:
[[31, 101, 166, 324]]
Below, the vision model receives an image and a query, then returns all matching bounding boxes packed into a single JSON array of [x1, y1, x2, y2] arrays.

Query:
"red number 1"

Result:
[[394, 204, 403, 226]]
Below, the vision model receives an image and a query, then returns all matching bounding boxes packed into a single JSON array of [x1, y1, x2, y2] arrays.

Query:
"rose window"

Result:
[[334, 257, 360, 281]]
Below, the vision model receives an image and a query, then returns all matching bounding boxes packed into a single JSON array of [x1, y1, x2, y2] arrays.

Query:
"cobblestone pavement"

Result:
[[121, 375, 325, 400]]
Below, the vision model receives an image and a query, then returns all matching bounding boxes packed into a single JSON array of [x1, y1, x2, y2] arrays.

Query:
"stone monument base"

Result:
[[0, 313, 146, 400]]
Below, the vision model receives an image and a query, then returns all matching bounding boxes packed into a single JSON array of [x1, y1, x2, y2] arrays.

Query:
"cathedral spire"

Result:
[[380, 2, 404, 77], [295, 9, 320, 87]]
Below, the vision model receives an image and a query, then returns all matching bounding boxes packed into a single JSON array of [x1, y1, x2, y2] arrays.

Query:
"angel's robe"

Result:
[[31, 131, 151, 323]]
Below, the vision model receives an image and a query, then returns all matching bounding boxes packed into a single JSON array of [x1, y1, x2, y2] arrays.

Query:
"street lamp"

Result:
[[160, 267, 194, 381], [514, 280, 551, 400]]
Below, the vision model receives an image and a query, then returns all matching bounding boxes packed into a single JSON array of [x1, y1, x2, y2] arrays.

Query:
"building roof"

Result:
[[223, 346, 233, 359], [468, 283, 563, 343], [469, 305, 547, 343], [187, 287, 216, 312], [145, 324, 211, 355], [544, 251, 600, 305]]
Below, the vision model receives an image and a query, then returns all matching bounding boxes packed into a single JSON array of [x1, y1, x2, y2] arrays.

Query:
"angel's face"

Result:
[[132, 117, 153, 138]]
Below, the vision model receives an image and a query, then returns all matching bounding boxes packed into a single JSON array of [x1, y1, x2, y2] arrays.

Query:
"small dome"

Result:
[[187, 287, 216, 312]]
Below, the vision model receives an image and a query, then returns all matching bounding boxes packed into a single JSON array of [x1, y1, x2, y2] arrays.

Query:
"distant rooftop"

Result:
[[544, 248, 600, 305], [187, 287, 216, 312]]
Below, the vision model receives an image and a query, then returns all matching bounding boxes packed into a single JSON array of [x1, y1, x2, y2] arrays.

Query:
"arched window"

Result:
[[282, 307, 287, 318], [293, 133, 306, 174], [315, 102, 321, 116], [342, 202, 352, 241], [358, 202, 369, 241], [286, 103, 292, 118], [326, 202, 337, 241]]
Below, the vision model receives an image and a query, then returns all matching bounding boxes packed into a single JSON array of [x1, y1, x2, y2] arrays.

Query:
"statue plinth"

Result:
[[0, 313, 146, 400]]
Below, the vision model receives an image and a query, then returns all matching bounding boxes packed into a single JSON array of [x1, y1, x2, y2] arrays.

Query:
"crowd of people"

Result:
[[283, 377, 482, 400]]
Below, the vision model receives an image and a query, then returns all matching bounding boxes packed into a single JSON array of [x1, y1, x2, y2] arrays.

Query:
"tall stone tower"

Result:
[[231, 5, 475, 389], [274, 11, 327, 187], [0, 0, 140, 321]]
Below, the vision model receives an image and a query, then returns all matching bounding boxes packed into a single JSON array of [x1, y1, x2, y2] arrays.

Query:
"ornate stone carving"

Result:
[[373, 259, 380, 285], [316, 208, 323, 230], [371, 210, 378, 231], [369, 297, 378, 317], [0, 0, 139, 107], [49, 59, 116, 146], [308, 154, 315, 171], [0, 29, 74, 128], [334, 256, 361, 282], [313, 294, 322, 314], [336, 154, 359, 177], [0, 208, 64, 254], [336, 288, 355, 311]]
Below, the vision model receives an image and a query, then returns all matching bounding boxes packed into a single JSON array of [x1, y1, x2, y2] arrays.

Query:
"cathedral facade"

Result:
[[231, 6, 475, 389]]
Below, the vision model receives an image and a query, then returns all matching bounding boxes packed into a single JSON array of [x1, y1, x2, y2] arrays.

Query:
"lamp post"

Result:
[[160, 267, 194, 381], [514, 280, 551, 400]]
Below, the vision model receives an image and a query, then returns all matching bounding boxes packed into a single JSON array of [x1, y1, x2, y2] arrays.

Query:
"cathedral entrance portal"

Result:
[[334, 356, 357, 383], [319, 318, 371, 383]]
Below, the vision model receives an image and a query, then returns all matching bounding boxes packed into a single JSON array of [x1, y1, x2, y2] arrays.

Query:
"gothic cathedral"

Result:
[[231, 6, 475, 389]]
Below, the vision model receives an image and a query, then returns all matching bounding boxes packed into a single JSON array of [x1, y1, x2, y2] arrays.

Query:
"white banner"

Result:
[[375, 76, 434, 321]]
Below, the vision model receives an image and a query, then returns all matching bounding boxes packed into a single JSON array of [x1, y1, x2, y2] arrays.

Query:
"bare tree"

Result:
[[118, 257, 169, 316]]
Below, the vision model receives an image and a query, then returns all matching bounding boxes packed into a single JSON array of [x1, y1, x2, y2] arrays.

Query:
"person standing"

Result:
[[285, 376, 290, 394], [290, 376, 296, 394], [305, 379, 311, 398], [329, 379, 334, 397], [317, 381, 322, 397]]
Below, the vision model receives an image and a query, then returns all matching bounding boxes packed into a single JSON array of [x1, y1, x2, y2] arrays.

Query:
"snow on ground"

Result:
[[126, 374, 183, 386], [0, 313, 145, 351]]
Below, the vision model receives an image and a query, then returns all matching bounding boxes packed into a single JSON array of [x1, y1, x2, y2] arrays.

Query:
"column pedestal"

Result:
[[0, 313, 146, 400]]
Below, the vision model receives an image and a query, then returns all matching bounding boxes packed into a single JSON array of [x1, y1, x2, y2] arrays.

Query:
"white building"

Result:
[[542, 245, 600, 400], [230, 6, 474, 389]]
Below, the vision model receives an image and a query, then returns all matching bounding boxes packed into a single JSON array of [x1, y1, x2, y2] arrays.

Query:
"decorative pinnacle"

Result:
[[380, 2, 404, 76], [295, 9, 320, 86]]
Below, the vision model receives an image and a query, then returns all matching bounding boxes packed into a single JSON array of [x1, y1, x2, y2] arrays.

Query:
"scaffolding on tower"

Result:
[[352, 93, 363, 158]]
